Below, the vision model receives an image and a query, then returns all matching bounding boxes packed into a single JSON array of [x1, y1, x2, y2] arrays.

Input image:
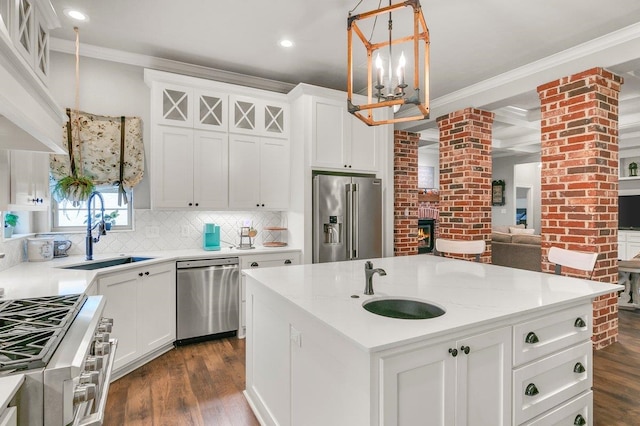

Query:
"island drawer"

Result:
[[513, 340, 592, 425], [521, 391, 592, 426], [513, 304, 591, 366]]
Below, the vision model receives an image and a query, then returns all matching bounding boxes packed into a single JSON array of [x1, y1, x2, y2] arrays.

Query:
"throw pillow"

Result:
[[493, 225, 511, 234], [492, 232, 512, 243], [509, 227, 535, 235], [512, 234, 541, 245]]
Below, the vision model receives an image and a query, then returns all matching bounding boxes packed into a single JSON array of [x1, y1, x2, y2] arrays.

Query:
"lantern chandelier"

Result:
[[347, 0, 430, 126]]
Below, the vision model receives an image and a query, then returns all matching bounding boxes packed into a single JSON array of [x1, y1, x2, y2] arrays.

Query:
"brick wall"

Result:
[[394, 131, 419, 256], [436, 108, 494, 262], [537, 67, 623, 349]]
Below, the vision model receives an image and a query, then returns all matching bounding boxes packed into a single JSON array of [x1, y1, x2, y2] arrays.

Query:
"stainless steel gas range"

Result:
[[0, 294, 117, 425]]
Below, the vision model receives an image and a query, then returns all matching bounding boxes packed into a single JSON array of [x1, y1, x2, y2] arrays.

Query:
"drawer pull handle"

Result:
[[525, 332, 539, 344], [573, 362, 586, 374], [524, 383, 539, 396], [251, 262, 259, 267], [448, 348, 458, 357], [574, 317, 586, 328], [574, 414, 586, 425], [284, 259, 292, 265], [460, 345, 470, 354]]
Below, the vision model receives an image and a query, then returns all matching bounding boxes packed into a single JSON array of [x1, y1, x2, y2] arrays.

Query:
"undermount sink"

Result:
[[363, 298, 445, 320], [61, 257, 155, 270]]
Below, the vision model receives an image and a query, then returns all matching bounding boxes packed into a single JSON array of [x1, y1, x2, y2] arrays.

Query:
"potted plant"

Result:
[[84, 210, 119, 230], [4, 213, 18, 238], [52, 175, 95, 207], [629, 162, 638, 177]]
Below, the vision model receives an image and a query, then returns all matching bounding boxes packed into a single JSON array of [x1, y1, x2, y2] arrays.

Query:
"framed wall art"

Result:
[[492, 180, 505, 206]]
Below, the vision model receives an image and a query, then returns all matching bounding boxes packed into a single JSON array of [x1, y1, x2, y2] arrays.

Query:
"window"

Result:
[[51, 186, 133, 232]]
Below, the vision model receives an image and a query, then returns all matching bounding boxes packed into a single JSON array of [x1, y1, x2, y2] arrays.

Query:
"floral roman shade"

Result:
[[50, 110, 144, 202]]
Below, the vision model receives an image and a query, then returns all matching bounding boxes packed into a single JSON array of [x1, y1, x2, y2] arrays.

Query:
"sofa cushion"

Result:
[[492, 231, 512, 243], [493, 225, 511, 234], [509, 227, 535, 235], [511, 234, 541, 245]]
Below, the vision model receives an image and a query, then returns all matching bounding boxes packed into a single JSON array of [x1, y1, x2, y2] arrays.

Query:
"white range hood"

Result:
[[0, 9, 66, 154]]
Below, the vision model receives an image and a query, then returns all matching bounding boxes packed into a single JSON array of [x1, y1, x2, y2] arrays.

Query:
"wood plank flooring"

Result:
[[105, 309, 640, 425]]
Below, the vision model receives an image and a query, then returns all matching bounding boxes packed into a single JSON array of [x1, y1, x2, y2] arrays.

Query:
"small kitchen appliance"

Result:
[[203, 223, 221, 251], [53, 240, 72, 258], [26, 237, 55, 261]]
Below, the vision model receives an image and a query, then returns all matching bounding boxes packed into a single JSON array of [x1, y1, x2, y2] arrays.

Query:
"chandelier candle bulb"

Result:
[[397, 52, 406, 87], [375, 54, 384, 87]]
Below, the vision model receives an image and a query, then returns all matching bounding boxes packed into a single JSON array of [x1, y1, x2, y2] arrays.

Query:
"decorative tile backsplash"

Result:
[[0, 209, 283, 271]]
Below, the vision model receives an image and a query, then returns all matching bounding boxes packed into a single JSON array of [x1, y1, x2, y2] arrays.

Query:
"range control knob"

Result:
[[94, 332, 110, 343], [98, 322, 113, 333], [100, 318, 114, 326], [85, 356, 104, 371], [79, 371, 100, 385], [73, 384, 97, 404], [92, 341, 111, 356]]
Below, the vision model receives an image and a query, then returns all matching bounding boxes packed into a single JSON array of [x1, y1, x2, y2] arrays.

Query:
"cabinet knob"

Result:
[[145, 271, 150, 276], [261, 204, 265, 207], [195, 203, 199, 207], [251, 262, 259, 267], [256, 204, 260, 207], [284, 259, 292, 265], [138, 272, 144, 277], [448, 348, 458, 357], [460, 345, 470, 354], [573, 362, 586, 374], [574, 317, 586, 328], [344, 164, 348, 168], [348, 165, 352, 168], [574, 414, 587, 426], [525, 331, 540, 344], [188, 202, 193, 206], [524, 383, 539, 396]]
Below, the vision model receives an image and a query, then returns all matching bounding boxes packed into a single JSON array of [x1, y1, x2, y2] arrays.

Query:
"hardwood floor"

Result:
[[105, 309, 640, 425], [593, 308, 640, 426], [104, 338, 259, 426]]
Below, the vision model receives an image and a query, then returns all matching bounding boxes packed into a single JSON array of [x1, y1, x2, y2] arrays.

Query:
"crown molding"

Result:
[[49, 38, 296, 94], [397, 22, 640, 133]]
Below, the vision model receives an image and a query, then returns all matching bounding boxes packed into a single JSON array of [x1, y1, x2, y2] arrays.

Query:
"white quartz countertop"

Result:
[[244, 255, 623, 352], [0, 246, 300, 300]]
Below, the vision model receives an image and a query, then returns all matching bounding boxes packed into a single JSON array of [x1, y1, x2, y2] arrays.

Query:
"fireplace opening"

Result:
[[418, 219, 435, 254]]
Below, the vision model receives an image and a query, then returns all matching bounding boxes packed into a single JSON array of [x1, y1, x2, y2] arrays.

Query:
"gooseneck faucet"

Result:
[[86, 191, 107, 260], [364, 261, 386, 295]]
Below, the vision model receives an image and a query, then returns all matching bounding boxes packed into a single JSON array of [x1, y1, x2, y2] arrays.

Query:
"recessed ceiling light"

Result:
[[279, 39, 293, 48], [64, 9, 89, 22]]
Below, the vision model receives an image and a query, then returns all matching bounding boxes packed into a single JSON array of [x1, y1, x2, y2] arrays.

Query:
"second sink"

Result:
[[61, 256, 155, 270], [363, 298, 445, 320]]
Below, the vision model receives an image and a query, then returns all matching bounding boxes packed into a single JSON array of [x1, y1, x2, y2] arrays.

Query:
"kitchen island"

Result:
[[243, 255, 622, 426]]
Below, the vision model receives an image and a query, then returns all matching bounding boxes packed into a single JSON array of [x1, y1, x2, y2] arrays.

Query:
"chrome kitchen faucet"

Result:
[[364, 261, 386, 295]]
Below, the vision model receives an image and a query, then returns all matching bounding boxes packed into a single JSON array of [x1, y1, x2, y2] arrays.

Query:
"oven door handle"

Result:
[[74, 338, 118, 426]]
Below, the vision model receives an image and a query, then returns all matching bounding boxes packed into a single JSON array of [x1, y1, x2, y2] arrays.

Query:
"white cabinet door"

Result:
[[260, 138, 290, 210], [350, 118, 379, 171], [99, 270, 139, 371], [379, 326, 511, 426], [263, 100, 288, 139], [229, 134, 261, 209], [456, 327, 512, 426], [138, 262, 176, 353], [193, 130, 228, 209], [311, 97, 349, 169], [380, 340, 456, 426], [153, 126, 195, 208], [230, 95, 289, 138], [156, 84, 192, 127], [194, 90, 227, 132], [9, 150, 49, 210]]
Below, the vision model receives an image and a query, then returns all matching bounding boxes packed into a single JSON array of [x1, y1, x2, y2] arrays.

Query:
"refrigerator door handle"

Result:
[[346, 184, 353, 259], [353, 183, 359, 259], [313, 176, 320, 263]]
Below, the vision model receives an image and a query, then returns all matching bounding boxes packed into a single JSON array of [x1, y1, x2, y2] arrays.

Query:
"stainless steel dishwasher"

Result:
[[176, 257, 239, 344]]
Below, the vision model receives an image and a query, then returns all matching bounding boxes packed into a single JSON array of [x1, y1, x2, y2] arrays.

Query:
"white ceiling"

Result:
[[48, 0, 640, 158]]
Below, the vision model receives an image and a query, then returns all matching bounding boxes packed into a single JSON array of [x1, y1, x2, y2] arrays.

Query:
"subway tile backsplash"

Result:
[[0, 209, 283, 272]]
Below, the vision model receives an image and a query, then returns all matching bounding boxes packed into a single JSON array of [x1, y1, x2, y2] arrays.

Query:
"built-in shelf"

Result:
[[620, 176, 640, 181]]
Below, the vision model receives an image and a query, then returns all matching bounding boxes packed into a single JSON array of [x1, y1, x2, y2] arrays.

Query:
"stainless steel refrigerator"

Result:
[[313, 174, 382, 263]]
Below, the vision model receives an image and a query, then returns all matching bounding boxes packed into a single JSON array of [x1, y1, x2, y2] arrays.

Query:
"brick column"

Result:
[[436, 108, 494, 262], [394, 131, 419, 256], [537, 67, 622, 349]]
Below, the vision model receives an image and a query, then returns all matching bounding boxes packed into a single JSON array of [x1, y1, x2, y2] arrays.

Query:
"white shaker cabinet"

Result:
[[8, 150, 50, 211], [618, 230, 640, 260], [152, 126, 228, 209], [379, 326, 511, 426], [98, 261, 176, 376], [228, 134, 290, 210], [229, 95, 288, 139], [154, 84, 228, 132]]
